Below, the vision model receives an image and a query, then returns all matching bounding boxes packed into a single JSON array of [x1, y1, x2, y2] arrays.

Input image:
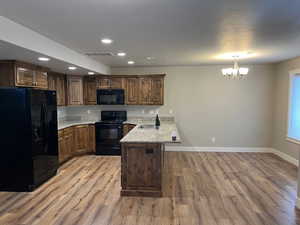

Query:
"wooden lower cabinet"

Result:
[[58, 124, 95, 165], [58, 127, 74, 164], [121, 143, 163, 197], [123, 124, 136, 136], [88, 125, 96, 153], [74, 125, 90, 155]]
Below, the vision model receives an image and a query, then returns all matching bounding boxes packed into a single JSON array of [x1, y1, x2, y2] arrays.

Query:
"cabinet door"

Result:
[[58, 130, 66, 164], [123, 143, 162, 189], [111, 78, 124, 89], [125, 78, 139, 105], [67, 76, 83, 105], [48, 74, 56, 91], [98, 77, 111, 89], [139, 77, 151, 105], [83, 76, 97, 105], [74, 125, 89, 154], [150, 77, 164, 105], [15, 67, 35, 87], [88, 125, 96, 153], [56, 75, 66, 106], [35, 71, 48, 89], [64, 127, 74, 160]]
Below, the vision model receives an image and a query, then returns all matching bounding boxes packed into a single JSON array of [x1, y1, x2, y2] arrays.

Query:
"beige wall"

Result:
[[273, 57, 300, 159], [112, 65, 275, 148]]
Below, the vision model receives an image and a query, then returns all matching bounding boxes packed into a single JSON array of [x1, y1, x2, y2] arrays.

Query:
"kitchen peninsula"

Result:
[[120, 119, 181, 197]]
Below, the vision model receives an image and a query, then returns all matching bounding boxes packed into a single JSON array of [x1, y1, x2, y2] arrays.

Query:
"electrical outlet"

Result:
[[169, 109, 173, 114], [211, 137, 216, 143], [87, 110, 91, 114]]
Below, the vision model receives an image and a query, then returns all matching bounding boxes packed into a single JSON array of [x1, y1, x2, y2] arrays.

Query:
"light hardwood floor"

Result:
[[0, 152, 299, 225]]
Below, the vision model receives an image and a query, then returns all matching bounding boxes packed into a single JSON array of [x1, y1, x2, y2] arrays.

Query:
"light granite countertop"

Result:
[[58, 120, 97, 130], [58, 116, 181, 144], [120, 121, 181, 144]]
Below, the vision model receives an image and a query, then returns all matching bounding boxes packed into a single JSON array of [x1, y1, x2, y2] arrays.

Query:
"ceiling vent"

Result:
[[85, 52, 114, 57]]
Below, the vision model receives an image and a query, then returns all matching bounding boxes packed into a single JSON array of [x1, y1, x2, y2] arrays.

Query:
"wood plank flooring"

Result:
[[0, 152, 299, 225]]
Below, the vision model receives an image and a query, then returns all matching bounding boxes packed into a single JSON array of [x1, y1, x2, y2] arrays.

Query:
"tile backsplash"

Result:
[[58, 105, 173, 122]]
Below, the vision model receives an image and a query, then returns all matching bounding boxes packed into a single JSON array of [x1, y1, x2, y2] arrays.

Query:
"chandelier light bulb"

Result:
[[221, 56, 249, 79]]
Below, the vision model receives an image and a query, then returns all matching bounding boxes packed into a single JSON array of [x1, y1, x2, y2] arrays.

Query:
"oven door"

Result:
[[97, 89, 125, 105], [95, 123, 123, 155]]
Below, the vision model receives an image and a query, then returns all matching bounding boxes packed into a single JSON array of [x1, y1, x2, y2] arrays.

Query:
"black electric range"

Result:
[[95, 111, 127, 155]]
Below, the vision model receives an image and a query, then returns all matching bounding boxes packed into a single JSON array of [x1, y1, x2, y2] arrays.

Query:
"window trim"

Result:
[[286, 69, 300, 145]]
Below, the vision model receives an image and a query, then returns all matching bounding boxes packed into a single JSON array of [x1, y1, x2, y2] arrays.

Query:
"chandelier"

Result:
[[222, 56, 249, 79]]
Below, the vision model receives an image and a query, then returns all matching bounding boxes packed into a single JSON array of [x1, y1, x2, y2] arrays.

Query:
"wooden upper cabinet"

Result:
[[111, 77, 124, 89], [48, 72, 66, 106], [150, 77, 164, 105], [125, 75, 165, 105], [56, 75, 66, 106], [67, 76, 83, 105], [97, 76, 124, 89], [15, 62, 48, 88], [83, 76, 97, 105], [97, 77, 111, 89], [48, 73, 56, 91], [15, 67, 35, 87], [35, 71, 48, 89], [139, 77, 151, 105], [74, 125, 90, 154], [0, 60, 50, 88], [126, 78, 140, 105]]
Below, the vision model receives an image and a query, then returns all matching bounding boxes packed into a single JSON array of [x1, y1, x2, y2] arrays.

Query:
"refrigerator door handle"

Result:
[[41, 104, 47, 149]]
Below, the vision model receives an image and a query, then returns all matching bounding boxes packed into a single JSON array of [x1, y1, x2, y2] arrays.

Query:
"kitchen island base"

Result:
[[121, 143, 164, 197]]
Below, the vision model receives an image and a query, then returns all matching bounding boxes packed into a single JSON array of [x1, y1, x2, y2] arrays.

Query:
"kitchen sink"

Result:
[[138, 124, 156, 129]]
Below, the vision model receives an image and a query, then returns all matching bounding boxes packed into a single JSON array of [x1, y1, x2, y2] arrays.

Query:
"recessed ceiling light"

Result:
[[146, 57, 154, 60], [117, 52, 126, 57], [38, 57, 50, 62], [128, 61, 135, 65], [101, 38, 113, 44], [88, 72, 95, 75], [68, 66, 77, 70]]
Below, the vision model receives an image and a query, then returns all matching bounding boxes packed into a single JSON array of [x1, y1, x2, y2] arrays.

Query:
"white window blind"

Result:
[[288, 74, 300, 142]]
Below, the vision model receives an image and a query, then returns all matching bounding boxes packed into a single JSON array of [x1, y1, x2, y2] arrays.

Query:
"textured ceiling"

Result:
[[0, 0, 300, 67]]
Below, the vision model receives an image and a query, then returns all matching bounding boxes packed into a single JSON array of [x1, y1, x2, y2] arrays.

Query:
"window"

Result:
[[287, 71, 300, 143]]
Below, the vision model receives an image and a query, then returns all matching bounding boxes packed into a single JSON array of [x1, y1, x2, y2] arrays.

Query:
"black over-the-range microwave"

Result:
[[97, 89, 125, 105]]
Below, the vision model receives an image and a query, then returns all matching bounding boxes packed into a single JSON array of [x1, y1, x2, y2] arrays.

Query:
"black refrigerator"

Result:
[[0, 88, 59, 192]]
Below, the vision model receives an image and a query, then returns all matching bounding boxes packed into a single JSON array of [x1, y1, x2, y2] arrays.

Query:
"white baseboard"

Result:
[[165, 146, 299, 166], [270, 148, 299, 167], [165, 146, 273, 153]]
